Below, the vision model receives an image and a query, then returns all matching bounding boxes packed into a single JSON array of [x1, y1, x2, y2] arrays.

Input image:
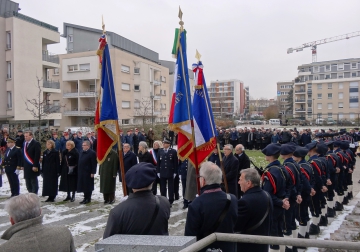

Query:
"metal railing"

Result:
[[295, 99, 305, 102], [44, 105, 60, 113], [43, 80, 60, 89], [179, 233, 360, 252], [42, 51, 59, 64], [3, 11, 58, 32], [294, 90, 305, 93]]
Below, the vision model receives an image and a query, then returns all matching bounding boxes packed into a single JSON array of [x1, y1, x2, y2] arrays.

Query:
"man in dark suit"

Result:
[[121, 143, 138, 195], [235, 168, 273, 252], [22, 131, 41, 194], [2, 137, 22, 197], [222, 144, 239, 197], [235, 144, 251, 198], [156, 139, 178, 206], [15, 130, 25, 148], [185, 161, 238, 252]]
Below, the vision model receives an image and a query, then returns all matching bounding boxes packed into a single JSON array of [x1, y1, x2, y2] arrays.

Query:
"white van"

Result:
[[269, 119, 280, 125]]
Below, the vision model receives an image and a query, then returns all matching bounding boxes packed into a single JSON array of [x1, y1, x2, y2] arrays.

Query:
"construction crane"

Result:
[[287, 31, 360, 62]]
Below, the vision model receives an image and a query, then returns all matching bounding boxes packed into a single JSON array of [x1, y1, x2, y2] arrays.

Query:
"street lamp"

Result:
[[150, 92, 154, 128]]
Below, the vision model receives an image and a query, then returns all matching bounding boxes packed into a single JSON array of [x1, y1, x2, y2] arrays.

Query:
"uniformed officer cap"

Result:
[[280, 143, 296, 155], [340, 141, 350, 149], [325, 141, 333, 146], [354, 128, 359, 130], [339, 128, 346, 133], [163, 138, 171, 144], [125, 162, 156, 189], [305, 141, 317, 151], [17, 130, 23, 133], [333, 140, 342, 147], [316, 143, 328, 155], [261, 143, 281, 156], [293, 146, 308, 158], [6, 137, 16, 143]]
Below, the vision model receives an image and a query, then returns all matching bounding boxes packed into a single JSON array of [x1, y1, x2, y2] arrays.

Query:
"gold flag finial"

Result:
[[195, 50, 202, 62], [102, 15, 106, 34], [178, 6, 184, 30]]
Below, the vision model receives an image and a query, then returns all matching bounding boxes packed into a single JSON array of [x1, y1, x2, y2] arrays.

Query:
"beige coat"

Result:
[[0, 215, 75, 252]]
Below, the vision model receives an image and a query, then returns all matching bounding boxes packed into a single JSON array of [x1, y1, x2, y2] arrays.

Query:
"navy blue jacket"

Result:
[[120, 151, 138, 182], [223, 153, 239, 197], [178, 159, 188, 178], [283, 158, 302, 201], [208, 153, 224, 166], [156, 148, 178, 179]]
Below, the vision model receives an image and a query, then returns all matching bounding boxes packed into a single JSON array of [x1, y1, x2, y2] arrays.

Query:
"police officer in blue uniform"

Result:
[[2, 137, 22, 197], [156, 138, 178, 206], [261, 143, 289, 252], [178, 159, 189, 209]]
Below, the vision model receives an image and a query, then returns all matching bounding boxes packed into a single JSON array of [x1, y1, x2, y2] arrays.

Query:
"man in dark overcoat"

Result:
[[235, 144, 251, 198], [99, 149, 119, 204], [222, 144, 239, 197], [235, 168, 273, 252], [2, 137, 22, 197], [185, 161, 238, 252], [156, 139, 178, 206], [120, 143, 138, 195], [77, 140, 97, 204], [103, 163, 170, 238], [22, 131, 41, 194]]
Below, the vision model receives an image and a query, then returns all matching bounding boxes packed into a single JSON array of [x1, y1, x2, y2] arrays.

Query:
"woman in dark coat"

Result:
[[59, 140, 79, 202], [148, 140, 162, 195], [42, 140, 60, 202], [138, 141, 154, 164]]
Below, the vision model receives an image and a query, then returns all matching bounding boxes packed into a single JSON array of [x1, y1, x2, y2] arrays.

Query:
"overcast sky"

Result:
[[17, 0, 360, 99]]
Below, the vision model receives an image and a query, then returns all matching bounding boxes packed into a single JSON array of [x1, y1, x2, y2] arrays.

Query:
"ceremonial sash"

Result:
[[150, 149, 157, 165], [300, 167, 310, 181], [284, 166, 296, 185], [23, 142, 34, 166]]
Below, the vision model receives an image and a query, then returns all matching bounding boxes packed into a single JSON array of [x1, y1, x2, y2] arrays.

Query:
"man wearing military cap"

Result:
[[3, 137, 22, 197], [156, 138, 178, 206], [15, 130, 24, 148], [103, 163, 170, 238]]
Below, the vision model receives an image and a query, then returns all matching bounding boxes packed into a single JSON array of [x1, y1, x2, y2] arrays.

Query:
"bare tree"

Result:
[[24, 76, 63, 141], [263, 105, 280, 120], [134, 98, 153, 127]]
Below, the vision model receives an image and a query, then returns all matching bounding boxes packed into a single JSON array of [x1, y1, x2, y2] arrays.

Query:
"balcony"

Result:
[[295, 108, 306, 112], [294, 90, 305, 93], [44, 105, 60, 113], [63, 92, 78, 98], [307, 99, 313, 103], [307, 89, 312, 94], [307, 108, 312, 114], [152, 80, 161, 86], [42, 51, 59, 64], [298, 71, 311, 76], [79, 92, 97, 97], [295, 99, 306, 103], [63, 109, 95, 116], [153, 95, 161, 100], [153, 110, 161, 115], [43, 80, 60, 89]]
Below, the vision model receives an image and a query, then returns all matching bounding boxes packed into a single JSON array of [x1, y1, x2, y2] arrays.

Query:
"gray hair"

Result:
[[224, 144, 233, 151], [236, 144, 244, 151], [139, 141, 148, 150], [83, 140, 91, 147], [200, 161, 222, 185], [240, 168, 260, 187], [24, 130, 33, 136], [4, 193, 41, 223]]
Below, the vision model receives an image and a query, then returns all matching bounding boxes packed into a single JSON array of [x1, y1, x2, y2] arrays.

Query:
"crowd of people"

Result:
[[0, 125, 359, 251]]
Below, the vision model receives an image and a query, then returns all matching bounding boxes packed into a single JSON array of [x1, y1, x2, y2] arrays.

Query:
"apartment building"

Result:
[[277, 80, 293, 116], [0, 0, 61, 128], [293, 58, 360, 121], [208, 79, 248, 118], [51, 23, 171, 129]]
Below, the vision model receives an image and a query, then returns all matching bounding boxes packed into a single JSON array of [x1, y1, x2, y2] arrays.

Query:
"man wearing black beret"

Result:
[[103, 163, 170, 238]]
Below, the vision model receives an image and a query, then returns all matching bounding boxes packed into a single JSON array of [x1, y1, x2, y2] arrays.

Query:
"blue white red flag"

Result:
[[95, 35, 118, 164], [169, 28, 194, 161]]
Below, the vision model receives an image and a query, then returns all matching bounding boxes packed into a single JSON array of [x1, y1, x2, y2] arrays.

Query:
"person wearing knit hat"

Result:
[[103, 163, 170, 238], [293, 146, 314, 247]]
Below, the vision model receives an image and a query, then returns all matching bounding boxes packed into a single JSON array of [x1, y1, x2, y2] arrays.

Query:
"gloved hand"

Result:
[[15, 170, 20, 175], [173, 174, 176, 179], [157, 173, 160, 178]]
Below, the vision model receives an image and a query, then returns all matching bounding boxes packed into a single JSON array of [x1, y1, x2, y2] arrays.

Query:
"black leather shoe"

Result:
[[342, 196, 349, 205], [335, 201, 344, 211], [327, 207, 336, 218], [109, 200, 115, 204], [79, 199, 86, 204], [309, 223, 320, 235], [319, 215, 328, 226], [83, 199, 91, 204], [63, 196, 71, 201]]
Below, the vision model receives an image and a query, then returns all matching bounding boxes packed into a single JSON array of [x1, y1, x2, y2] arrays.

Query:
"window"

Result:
[[339, 113, 344, 119], [350, 82, 359, 87], [338, 102, 343, 108], [317, 84, 322, 89], [122, 119, 130, 125], [161, 76, 166, 82], [338, 73, 344, 79], [313, 66, 320, 73], [351, 72, 357, 77], [121, 83, 130, 91], [328, 113, 332, 118], [350, 113, 355, 119], [134, 85, 140, 91], [325, 65, 331, 72], [317, 103, 322, 109], [6, 61, 11, 79], [134, 101, 140, 109], [68, 65, 78, 72], [325, 74, 330, 79], [161, 89, 166, 96], [68, 35, 73, 42], [338, 83, 343, 89], [328, 83, 332, 89], [327, 103, 332, 109], [134, 67, 140, 74], [89, 84, 95, 92], [350, 102, 359, 108], [7, 91, 12, 109], [328, 93, 332, 99], [317, 93, 322, 99], [308, 83, 312, 89], [351, 62, 358, 69], [121, 65, 130, 73], [314, 75, 320, 80], [6, 31, 11, 49], [53, 68, 59, 75], [337, 63, 344, 70], [161, 103, 166, 110], [122, 101, 130, 108], [79, 63, 90, 71], [338, 92, 343, 99]]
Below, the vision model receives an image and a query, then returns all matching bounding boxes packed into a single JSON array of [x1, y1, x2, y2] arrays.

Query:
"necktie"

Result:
[[25, 142, 28, 149]]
